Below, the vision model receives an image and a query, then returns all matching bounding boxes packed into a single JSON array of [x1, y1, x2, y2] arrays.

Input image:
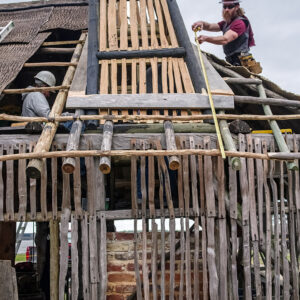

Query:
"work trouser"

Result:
[[225, 52, 242, 66]]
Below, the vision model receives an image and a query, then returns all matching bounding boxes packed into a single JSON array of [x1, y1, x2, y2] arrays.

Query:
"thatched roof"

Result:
[[0, 0, 88, 94]]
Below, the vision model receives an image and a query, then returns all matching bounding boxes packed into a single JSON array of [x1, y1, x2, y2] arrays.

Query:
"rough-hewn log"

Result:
[[23, 62, 77, 67], [96, 47, 186, 60], [62, 110, 84, 174], [164, 121, 180, 170], [257, 84, 298, 171], [0, 260, 18, 300], [38, 47, 75, 55], [2, 85, 70, 94], [234, 95, 300, 108], [99, 121, 113, 174], [0, 148, 270, 162], [218, 110, 241, 170], [224, 77, 262, 85], [42, 40, 83, 46], [26, 32, 86, 179]]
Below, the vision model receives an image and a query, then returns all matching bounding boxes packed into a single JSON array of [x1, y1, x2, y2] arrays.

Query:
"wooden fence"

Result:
[[0, 134, 299, 299]]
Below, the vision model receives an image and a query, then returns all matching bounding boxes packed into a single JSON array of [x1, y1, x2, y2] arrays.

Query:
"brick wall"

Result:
[[106, 232, 203, 299]]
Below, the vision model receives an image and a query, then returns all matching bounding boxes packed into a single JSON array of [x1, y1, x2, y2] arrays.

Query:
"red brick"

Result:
[[115, 233, 134, 241], [115, 284, 137, 293], [106, 295, 124, 300], [108, 273, 136, 283], [114, 252, 135, 260], [127, 263, 142, 271], [107, 263, 125, 272]]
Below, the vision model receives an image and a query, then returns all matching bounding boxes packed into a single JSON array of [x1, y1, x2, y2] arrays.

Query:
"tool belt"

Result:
[[238, 53, 263, 74]]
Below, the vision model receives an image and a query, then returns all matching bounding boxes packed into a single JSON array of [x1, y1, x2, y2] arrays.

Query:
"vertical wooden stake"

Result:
[[50, 220, 59, 300]]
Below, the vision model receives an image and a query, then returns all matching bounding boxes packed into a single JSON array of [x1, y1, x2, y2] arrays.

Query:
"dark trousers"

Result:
[[226, 52, 242, 66]]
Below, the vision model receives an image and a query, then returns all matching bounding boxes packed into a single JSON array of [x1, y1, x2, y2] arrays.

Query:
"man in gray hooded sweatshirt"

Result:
[[22, 70, 56, 118]]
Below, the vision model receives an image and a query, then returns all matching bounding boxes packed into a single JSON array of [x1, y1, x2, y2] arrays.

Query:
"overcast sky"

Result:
[[1, 0, 300, 94]]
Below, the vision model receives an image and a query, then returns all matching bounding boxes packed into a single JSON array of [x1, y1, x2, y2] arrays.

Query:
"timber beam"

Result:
[[96, 47, 186, 60]]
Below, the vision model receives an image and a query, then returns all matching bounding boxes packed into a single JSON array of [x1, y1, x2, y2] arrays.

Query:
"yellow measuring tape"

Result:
[[194, 30, 226, 159]]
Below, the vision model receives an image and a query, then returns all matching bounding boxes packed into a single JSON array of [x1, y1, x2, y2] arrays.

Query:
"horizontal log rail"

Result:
[[0, 148, 292, 162], [2, 85, 70, 94], [96, 47, 186, 60], [1, 112, 300, 123], [42, 40, 84, 46], [23, 62, 78, 67]]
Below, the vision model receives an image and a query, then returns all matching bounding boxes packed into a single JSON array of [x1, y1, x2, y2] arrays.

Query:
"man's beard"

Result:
[[223, 10, 234, 23]]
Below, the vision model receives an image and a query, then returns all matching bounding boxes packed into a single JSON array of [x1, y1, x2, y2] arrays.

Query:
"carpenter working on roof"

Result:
[[21, 70, 55, 118], [192, 0, 262, 74]]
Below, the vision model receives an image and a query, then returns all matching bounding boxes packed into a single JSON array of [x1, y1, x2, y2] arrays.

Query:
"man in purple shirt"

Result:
[[192, 0, 257, 67]]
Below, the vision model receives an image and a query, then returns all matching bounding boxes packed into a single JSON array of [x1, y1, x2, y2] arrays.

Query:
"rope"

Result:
[[194, 30, 226, 159]]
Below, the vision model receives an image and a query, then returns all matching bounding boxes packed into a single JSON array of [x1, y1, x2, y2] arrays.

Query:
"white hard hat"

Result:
[[219, 0, 241, 3], [34, 71, 56, 87]]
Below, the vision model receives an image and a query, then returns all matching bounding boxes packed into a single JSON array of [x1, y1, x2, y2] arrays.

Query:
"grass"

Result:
[[15, 253, 26, 262]]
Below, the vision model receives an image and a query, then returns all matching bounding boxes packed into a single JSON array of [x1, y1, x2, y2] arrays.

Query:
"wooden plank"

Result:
[[254, 138, 265, 248], [40, 158, 47, 220], [99, 0, 107, 51], [100, 60, 109, 94], [178, 58, 195, 93], [133, 218, 142, 299], [246, 135, 261, 300], [85, 156, 95, 215], [59, 208, 71, 300], [189, 137, 199, 216], [69, 39, 88, 95], [18, 143, 27, 221], [172, 58, 183, 93], [66, 93, 235, 109], [62, 170, 71, 210], [228, 166, 238, 300], [194, 217, 200, 300], [131, 140, 138, 217], [121, 59, 127, 94], [51, 143, 58, 219], [71, 215, 79, 300], [99, 212, 107, 300], [217, 156, 227, 300], [0, 260, 18, 300], [160, 0, 178, 47], [119, 0, 128, 50], [29, 143, 36, 219], [147, 0, 159, 48], [179, 216, 185, 300], [140, 0, 148, 49], [262, 140, 272, 300], [148, 150, 155, 217], [169, 217, 176, 299], [50, 220, 59, 300], [6, 145, 14, 220], [89, 215, 99, 299], [151, 220, 158, 300], [142, 218, 150, 300], [168, 58, 174, 93], [279, 161, 290, 299], [108, 0, 118, 50], [81, 214, 90, 300], [269, 140, 280, 300], [130, 0, 139, 50], [203, 137, 218, 300], [238, 134, 252, 300], [287, 166, 299, 300], [131, 59, 137, 94], [0, 145, 3, 221], [74, 158, 82, 218], [154, 0, 168, 47], [111, 59, 118, 94]]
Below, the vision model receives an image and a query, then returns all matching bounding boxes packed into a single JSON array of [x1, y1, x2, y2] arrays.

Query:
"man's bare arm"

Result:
[[197, 29, 238, 45], [192, 21, 221, 32]]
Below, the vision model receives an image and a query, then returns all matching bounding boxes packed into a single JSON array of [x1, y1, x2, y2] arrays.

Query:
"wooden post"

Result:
[[99, 120, 113, 174], [62, 110, 84, 173], [50, 220, 59, 300], [166, 0, 205, 92], [218, 110, 241, 171], [257, 84, 298, 171], [0, 260, 18, 300], [26, 32, 86, 179], [164, 121, 180, 170]]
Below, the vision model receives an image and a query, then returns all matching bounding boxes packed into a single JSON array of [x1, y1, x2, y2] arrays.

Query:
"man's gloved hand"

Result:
[[192, 21, 205, 32]]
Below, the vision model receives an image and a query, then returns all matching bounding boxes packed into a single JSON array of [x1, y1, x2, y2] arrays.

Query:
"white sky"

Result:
[[1, 0, 300, 94]]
